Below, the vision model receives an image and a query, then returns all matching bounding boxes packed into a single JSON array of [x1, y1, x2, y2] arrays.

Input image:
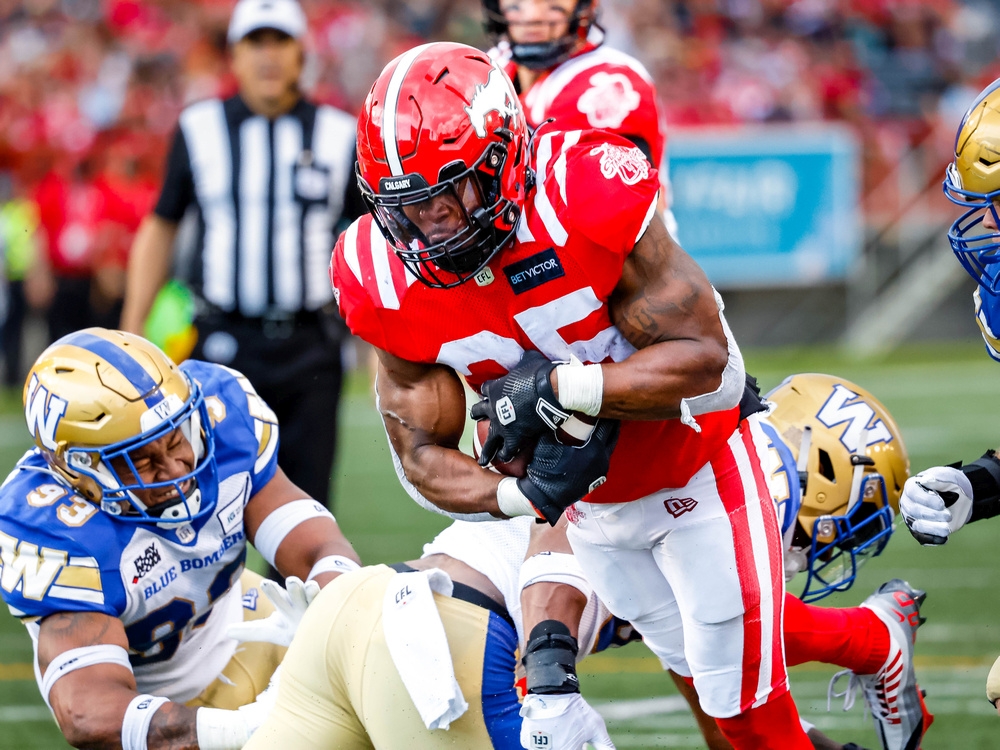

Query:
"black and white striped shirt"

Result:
[[155, 95, 362, 317]]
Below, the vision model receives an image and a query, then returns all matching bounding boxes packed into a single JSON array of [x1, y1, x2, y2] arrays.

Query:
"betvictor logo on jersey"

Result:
[[503, 249, 565, 294]]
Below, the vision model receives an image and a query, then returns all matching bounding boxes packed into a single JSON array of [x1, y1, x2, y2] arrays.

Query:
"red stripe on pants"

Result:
[[740, 420, 790, 700], [713, 429, 763, 713]]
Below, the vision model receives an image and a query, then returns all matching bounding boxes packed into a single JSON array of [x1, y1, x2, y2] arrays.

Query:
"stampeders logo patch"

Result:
[[503, 248, 564, 294], [589, 143, 650, 186], [664, 497, 698, 518], [132, 543, 161, 584]]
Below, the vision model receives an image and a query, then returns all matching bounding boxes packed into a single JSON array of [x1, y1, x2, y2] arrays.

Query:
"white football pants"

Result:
[[567, 415, 789, 719]]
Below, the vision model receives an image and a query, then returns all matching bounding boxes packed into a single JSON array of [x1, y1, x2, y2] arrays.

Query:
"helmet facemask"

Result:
[[483, 0, 599, 70], [796, 452, 894, 602], [944, 162, 1000, 293], [360, 143, 521, 288], [55, 380, 217, 529]]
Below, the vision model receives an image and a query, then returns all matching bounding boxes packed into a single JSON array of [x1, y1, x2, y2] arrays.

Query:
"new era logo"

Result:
[[664, 497, 698, 518]]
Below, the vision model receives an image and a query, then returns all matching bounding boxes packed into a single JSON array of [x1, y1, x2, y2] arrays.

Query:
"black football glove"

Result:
[[471, 350, 569, 466], [516, 418, 620, 525]]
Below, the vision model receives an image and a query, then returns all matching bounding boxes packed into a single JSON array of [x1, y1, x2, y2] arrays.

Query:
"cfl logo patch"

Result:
[[530, 730, 552, 748], [496, 396, 516, 425]]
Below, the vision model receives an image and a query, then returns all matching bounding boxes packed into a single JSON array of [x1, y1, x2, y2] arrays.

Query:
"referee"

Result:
[[121, 0, 362, 514]]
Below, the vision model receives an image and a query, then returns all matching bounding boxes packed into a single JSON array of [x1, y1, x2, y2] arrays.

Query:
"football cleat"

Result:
[[828, 579, 933, 750]]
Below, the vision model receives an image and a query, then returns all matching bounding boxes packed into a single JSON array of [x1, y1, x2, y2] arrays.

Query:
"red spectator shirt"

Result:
[[331, 129, 739, 504]]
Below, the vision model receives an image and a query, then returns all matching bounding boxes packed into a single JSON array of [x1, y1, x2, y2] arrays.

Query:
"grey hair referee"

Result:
[[121, 0, 363, 515]]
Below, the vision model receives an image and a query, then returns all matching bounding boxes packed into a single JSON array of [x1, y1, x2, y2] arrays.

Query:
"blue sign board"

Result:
[[667, 125, 860, 288]]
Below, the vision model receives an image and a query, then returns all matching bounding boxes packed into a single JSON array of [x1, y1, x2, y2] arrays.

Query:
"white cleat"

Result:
[[828, 579, 933, 750]]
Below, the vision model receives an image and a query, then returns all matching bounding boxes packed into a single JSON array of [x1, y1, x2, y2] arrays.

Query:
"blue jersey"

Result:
[[0, 361, 280, 701]]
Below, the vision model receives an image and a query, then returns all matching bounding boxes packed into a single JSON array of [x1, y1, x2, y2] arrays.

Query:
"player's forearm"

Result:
[[599, 341, 732, 419], [551, 339, 734, 421], [120, 214, 177, 333], [274, 517, 361, 586], [401, 443, 505, 516], [52, 691, 197, 750], [521, 582, 587, 641], [961, 449, 1000, 523]]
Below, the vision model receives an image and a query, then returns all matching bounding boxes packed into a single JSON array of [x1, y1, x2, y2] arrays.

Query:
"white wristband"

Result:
[[554, 363, 603, 416], [196, 707, 256, 750], [496, 477, 539, 518], [121, 695, 169, 750], [307, 554, 361, 581], [799, 717, 815, 734]]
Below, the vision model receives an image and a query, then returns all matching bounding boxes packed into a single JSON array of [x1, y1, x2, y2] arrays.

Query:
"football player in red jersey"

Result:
[[331, 42, 810, 748], [482, 0, 677, 234]]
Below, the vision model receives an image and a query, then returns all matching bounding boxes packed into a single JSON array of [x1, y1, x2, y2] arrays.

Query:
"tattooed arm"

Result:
[[38, 611, 198, 749], [594, 215, 733, 420]]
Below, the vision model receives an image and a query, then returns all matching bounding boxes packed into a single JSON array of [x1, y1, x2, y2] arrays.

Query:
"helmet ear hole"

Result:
[[817, 449, 836, 482]]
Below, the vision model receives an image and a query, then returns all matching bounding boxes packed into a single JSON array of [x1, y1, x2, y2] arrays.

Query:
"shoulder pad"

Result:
[[0, 465, 124, 618], [532, 129, 659, 256], [182, 361, 279, 483], [332, 215, 418, 349]]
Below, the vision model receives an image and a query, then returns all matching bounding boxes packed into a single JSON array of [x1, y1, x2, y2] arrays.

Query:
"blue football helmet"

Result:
[[23, 328, 218, 528], [763, 374, 909, 602], [944, 77, 1000, 293]]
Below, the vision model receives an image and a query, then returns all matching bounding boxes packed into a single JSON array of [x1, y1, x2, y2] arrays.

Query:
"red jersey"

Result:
[[332, 129, 738, 503], [497, 43, 666, 170]]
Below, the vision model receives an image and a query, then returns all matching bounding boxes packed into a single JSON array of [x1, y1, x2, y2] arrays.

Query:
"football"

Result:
[[474, 417, 532, 478], [472, 412, 598, 478]]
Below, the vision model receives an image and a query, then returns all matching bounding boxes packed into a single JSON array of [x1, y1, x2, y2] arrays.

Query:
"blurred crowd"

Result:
[[0, 0, 999, 385]]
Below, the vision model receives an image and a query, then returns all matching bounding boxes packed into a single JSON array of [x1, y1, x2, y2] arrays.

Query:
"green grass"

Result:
[[3, 341, 1000, 748]]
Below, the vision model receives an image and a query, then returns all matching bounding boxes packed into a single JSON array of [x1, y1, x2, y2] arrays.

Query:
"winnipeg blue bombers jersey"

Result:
[[975, 287, 1000, 361], [0, 361, 280, 702]]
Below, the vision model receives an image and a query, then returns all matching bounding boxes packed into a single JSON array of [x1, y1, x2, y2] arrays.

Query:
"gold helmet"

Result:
[[23, 328, 217, 526], [944, 78, 1000, 292], [762, 373, 909, 602]]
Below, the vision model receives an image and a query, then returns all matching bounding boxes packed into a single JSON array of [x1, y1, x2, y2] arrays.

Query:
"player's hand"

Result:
[[519, 693, 615, 750], [472, 350, 567, 465], [515, 419, 619, 525], [196, 668, 281, 748], [899, 466, 974, 546], [226, 576, 320, 647]]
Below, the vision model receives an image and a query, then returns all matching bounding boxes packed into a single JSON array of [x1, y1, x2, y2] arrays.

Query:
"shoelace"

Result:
[[827, 669, 892, 720], [828, 669, 864, 713]]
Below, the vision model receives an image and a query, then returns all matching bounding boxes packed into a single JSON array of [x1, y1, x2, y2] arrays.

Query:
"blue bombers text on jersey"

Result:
[[0, 360, 280, 702]]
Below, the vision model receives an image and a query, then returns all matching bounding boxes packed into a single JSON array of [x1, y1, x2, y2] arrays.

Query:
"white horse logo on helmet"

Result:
[[465, 63, 519, 138]]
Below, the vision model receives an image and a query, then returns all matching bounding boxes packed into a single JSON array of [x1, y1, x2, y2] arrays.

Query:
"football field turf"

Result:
[[1, 341, 999, 748]]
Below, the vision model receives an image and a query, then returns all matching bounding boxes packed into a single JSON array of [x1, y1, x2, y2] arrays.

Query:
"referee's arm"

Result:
[[120, 126, 193, 334]]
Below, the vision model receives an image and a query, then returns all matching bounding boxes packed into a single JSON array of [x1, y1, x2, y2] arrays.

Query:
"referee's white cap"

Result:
[[227, 0, 307, 44]]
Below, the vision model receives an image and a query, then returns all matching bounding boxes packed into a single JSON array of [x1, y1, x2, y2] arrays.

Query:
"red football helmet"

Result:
[[356, 42, 529, 288]]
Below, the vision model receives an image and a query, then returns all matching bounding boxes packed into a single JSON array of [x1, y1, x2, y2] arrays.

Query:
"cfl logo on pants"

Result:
[[530, 731, 552, 747]]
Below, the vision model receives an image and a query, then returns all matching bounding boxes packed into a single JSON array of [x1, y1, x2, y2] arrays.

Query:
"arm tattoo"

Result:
[[611, 222, 703, 350], [146, 701, 199, 750], [38, 612, 115, 673]]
